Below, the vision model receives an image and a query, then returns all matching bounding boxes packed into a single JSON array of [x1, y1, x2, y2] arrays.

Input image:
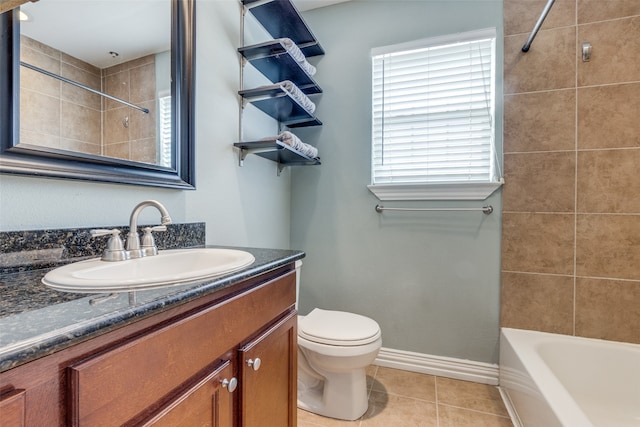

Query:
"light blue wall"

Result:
[[0, 1, 292, 250], [291, 0, 504, 363]]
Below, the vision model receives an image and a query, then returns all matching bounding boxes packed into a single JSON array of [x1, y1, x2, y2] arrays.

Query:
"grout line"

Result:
[[573, 7, 578, 337], [434, 376, 440, 427], [438, 403, 513, 419]]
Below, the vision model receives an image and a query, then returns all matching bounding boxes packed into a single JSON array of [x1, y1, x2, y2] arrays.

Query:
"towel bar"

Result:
[[375, 205, 493, 215]]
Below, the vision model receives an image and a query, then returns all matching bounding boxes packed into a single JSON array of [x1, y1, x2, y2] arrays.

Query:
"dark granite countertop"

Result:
[[0, 246, 304, 372]]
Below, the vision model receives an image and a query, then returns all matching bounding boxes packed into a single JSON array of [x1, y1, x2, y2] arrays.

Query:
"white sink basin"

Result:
[[42, 248, 255, 293]]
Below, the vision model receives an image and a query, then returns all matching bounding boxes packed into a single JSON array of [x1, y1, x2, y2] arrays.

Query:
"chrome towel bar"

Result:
[[375, 204, 493, 215]]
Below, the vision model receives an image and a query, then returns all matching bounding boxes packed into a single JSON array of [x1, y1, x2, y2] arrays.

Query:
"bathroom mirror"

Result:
[[0, 0, 195, 189]]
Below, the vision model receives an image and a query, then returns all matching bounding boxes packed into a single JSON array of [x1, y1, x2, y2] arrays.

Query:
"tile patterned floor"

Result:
[[298, 366, 514, 427]]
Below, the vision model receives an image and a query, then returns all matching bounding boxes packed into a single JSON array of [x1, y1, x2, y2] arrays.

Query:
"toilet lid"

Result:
[[299, 308, 381, 346]]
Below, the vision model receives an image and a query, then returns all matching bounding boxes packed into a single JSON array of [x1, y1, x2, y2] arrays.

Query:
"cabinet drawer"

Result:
[[68, 271, 295, 426]]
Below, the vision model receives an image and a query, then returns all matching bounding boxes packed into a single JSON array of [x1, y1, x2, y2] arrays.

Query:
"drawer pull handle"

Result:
[[221, 377, 238, 393], [247, 357, 261, 371]]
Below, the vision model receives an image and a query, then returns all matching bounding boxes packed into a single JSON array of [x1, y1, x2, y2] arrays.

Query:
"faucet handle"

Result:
[[140, 226, 166, 256], [90, 229, 129, 262]]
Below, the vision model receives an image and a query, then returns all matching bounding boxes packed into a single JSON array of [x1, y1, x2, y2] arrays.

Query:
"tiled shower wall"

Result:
[[102, 55, 157, 163], [20, 38, 157, 163], [501, 0, 640, 344], [20, 36, 102, 155]]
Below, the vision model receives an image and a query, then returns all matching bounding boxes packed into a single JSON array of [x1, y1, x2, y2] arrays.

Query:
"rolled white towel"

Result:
[[280, 38, 317, 76], [280, 80, 316, 114], [278, 131, 319, 159]]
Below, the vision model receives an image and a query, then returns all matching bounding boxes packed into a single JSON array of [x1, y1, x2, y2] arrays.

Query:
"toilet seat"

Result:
[[299, 308, 381, 346]]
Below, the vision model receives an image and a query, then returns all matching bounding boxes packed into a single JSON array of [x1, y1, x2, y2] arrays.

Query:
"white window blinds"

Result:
[[371, 29, 497, 186], [158, 95, 172, 168]]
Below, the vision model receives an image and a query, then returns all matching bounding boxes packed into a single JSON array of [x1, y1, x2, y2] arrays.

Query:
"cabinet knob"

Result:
[[221, 377, 238, 393], [247, 357, 261, 371]]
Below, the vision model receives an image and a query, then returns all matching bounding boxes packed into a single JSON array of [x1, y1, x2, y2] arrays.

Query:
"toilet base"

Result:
[[297, 366, 369, 421]]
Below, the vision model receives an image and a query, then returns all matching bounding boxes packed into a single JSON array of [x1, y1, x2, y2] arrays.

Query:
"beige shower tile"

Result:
[[104, 141, 130, 161], [576, 278, 640, 344], [20, 46, 61, 98], [360, 391, 437, 427], [104, 70, 130, 110], [127, 54, 155, 69], [578, 83, 640, 150], [577, 149, 640, 213], [61, 102, 101, 144], [501, 213, 574, 275], [501, 272, 574, 334], [20, 130, 60, 149], [20, 89, 60, 136], [504, 0, 575, 36], [577, 17, 640, 86], [61, 138, 101, 156], [578, 0, 640, 24], [576, 214, 640, 280], [20, 35, 60, 59], [504, 90, 575, 153], [60, 63, 102, 110], [370, 367, 436, 401], [436, 378, 508, 417], [131, 138, 157, 164], [438, 405, 514, 427], [130, 101, 156, 140], [503, 152, 575, 213], [61, 52, 100, 75], [104, 108, 130, 144], [504, 28, 576, 94], [130, 62, 156, 103]]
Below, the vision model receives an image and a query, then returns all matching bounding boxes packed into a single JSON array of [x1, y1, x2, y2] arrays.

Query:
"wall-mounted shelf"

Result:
[[237, 0, 323, 173], [234, 140, 321, 175], [242, 0, 325, 57], [239, 86, 322, 127], [238, 40, 322, 93]]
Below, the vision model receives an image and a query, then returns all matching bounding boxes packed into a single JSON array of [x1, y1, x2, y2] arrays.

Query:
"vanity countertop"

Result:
[[0, 246, 304, 372]]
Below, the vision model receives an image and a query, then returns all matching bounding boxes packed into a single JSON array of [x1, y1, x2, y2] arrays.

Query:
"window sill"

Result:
[[367, 181, 503, 201]]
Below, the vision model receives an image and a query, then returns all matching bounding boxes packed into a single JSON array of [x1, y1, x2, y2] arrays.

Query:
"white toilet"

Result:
[[295, 261, 382, 421]]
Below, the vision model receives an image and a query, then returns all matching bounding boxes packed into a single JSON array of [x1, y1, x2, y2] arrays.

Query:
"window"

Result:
[[369, 28, 502, 201], [158, 94, 172, 168]]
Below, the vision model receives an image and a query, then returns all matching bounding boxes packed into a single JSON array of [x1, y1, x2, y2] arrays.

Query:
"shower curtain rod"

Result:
[[20, 62, 150, 114], [521, 0, 556, 52]]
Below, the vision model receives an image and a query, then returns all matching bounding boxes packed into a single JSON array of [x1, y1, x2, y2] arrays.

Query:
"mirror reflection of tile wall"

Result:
[[19, 36, 157, 164]]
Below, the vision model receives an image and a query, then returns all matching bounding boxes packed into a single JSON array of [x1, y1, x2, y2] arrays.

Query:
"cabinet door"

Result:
[[140, 360, 235, 427], [239, 311, 297, 427], [0, 389, 26, 427]]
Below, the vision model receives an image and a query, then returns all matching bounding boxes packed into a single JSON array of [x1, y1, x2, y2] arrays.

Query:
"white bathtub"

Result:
[[499, 328, 640, 427]]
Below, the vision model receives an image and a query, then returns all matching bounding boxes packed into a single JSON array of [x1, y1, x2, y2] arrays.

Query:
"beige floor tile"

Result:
[[438, 405, 514, 427], [297, 408, 360, 426], [298, 368, 515, 427], [370, 366, 436, 401], [360, 391, 437, 427], [436, 377, 509, 417]]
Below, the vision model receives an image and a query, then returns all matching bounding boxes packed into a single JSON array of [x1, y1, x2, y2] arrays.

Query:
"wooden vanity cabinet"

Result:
[[138, 360, 235, 427], [239, 311, 297, 427], [0, 266, 298, 427]]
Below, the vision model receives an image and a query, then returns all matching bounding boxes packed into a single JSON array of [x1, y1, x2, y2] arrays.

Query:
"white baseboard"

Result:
[[373, 347, 499, 385]]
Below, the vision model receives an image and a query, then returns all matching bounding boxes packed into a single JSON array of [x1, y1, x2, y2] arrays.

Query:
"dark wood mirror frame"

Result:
[[0, 0, 195, 189]]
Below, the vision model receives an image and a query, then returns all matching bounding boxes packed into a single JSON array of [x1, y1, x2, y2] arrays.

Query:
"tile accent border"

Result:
[[374, 347, 499, 385]]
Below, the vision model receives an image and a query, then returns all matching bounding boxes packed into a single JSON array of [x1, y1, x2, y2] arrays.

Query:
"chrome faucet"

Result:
[[125, 200, 172, 258]]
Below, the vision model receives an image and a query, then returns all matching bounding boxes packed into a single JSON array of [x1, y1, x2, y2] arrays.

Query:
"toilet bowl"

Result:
[[297, 308, 382, 421]]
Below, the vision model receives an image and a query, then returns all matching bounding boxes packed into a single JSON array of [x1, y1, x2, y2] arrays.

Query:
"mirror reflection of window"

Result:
[[18, 0, 171, 166]]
